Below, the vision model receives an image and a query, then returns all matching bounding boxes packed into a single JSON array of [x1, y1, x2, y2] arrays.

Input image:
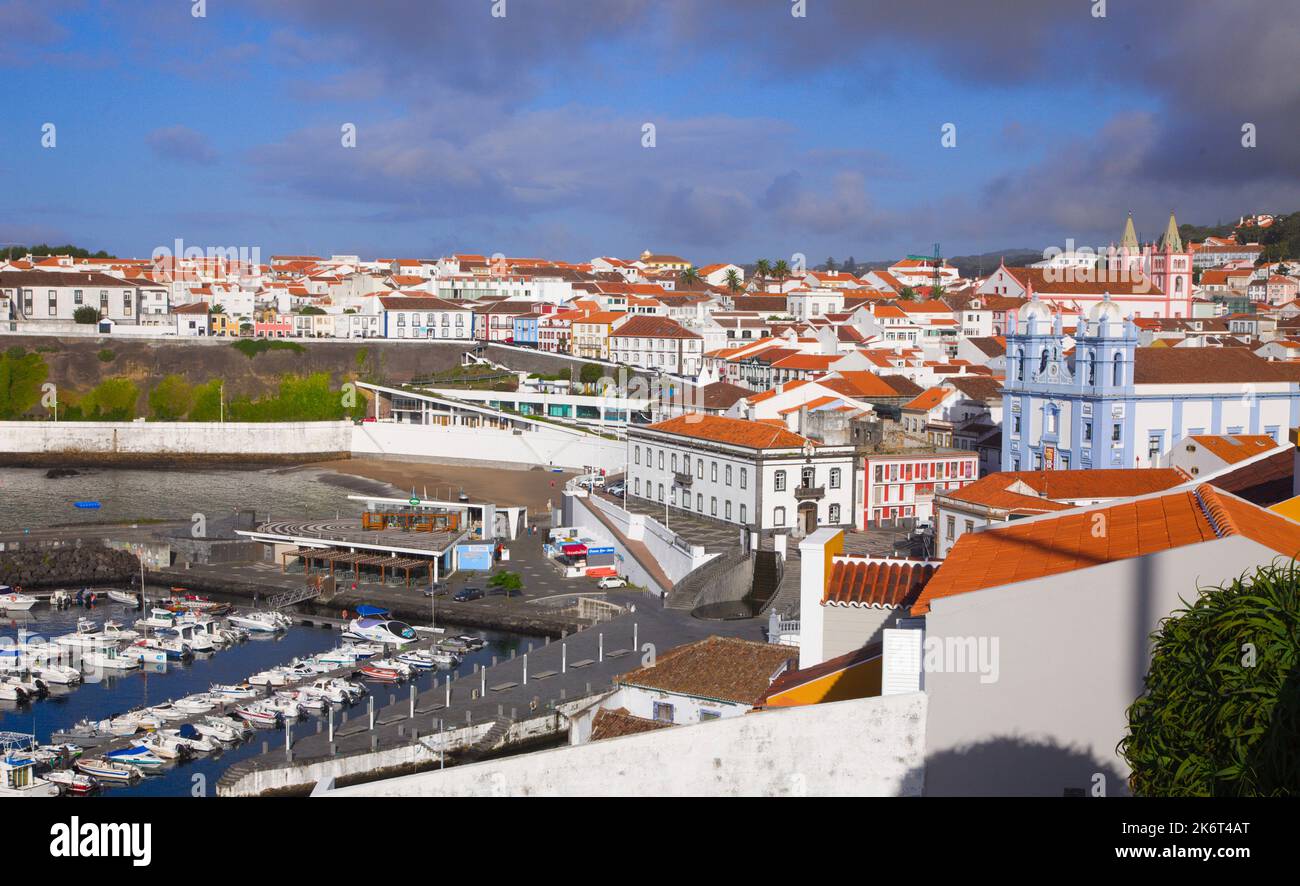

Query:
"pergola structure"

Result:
[[281, 547, 436, 587]]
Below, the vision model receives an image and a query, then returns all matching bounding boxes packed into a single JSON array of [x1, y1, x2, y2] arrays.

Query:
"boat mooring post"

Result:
[[522, 653, 527, 685], [480, 666, 486, 697], [285, 722, 291, 756], [633, 622, 638, 651], [599, 633, 604, 662], [409, 684, 416, 718], [328, 708, 334, 741], [368, 696, 375, 731], [445, 680, 451, 708], [562, 642, 567, 673]]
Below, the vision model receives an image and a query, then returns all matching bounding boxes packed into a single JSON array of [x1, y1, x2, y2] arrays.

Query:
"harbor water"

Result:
[[0, 600, 529, 796]]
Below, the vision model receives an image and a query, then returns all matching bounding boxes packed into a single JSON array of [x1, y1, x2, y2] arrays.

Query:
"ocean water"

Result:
[[0, 601, 525, 797]]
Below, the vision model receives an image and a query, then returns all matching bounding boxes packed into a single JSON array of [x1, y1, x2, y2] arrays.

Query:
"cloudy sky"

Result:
[[2, 0, 1298, 265]]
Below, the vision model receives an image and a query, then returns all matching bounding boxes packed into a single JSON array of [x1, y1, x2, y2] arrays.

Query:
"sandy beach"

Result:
[[303, 457, 578, 513]]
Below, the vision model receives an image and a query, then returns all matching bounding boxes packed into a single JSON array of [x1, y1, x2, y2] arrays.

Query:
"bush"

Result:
[[73, 306, 100, 324], [1120, 562, 1300, 796], [0, 348, 48, 419], [232, 339, 305, 358], [148, 374, 194, 421], [488, 571, 523, 597], [97, 349, 114, 363], [72, 378, 139, 420]]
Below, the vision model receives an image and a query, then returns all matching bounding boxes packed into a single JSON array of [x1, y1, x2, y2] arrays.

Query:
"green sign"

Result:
[[409, 497, 420, 506]]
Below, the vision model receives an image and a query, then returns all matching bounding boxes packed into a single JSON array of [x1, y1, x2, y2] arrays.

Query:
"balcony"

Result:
[[673, 471, 693, 487], [793, 485, 825, 501]]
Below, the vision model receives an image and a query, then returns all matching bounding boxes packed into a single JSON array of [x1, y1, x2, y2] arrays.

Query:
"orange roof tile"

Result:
[[825, 559, 935, 607], [642, 414, 814, 449], [902, 386, 955, 412], [1187, 434, 1280, 465]]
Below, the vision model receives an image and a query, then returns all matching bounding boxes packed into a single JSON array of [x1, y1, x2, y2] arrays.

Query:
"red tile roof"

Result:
[[914, 485, 1300, 614], [824, 559, 935, 607], [643, 414, 815, 449], [1186, 434, 1279, 465]]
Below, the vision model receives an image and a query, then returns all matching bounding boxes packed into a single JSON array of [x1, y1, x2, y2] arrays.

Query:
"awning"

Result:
[[561, 543, 588, 556], [355, 604, 390, 617], [586, 566, 617, 578]]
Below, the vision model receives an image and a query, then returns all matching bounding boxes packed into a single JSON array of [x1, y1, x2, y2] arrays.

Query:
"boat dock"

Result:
[[217, 604, 763, 796]]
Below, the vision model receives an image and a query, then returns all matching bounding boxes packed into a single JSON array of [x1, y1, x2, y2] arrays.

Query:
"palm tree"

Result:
[[754, 259, 772, 292], [723, 268, 742, 294], [772, 259, 790, 289], [678, 266, 701, 288]]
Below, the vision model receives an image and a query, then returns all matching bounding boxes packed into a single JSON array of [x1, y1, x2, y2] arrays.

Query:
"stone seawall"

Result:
[[0, 543, 140, 588]]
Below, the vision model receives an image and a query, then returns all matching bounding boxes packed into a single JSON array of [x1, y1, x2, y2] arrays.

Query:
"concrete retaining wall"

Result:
[[317, 692, 929, 797], [0, 420, 352, 460], [351, 421, 625, 472]]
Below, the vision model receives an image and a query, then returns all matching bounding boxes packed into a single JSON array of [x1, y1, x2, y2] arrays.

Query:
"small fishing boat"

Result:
[[106, 590, 139, 606], [0, 590, 38, 612], [455, 634, 488, 651], [261, 696, 306, 721], [248, 669, 290, 688], [359, 661, 405, 682], [45, 769, 100, 795], [102, 619, 140, 642], [145, 702, 189, 722], [55, 617, 116, 650], [76, 757, 142, 783], [233, 703, 281, 728], [173, 694, 216, 715], [125, 643, 168, 666], [131, 732, 191, 761], [302, 678, 354, 704], [135, 608, 178, 631], [210, 681, 261, 699], [3, 675, 47, 699], [34, 743, 83, 766], [276, 689, 327, 712], [161, 724, 218, 754], [0, 682, 28, 702], [397, 649, 440, 670], [83, 644, 141, 672], [30, 662, 82, 685]]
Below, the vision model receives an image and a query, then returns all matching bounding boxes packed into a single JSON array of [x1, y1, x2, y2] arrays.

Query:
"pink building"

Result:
[[861, 451, 979, 529]]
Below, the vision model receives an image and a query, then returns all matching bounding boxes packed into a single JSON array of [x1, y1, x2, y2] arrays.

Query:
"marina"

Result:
[[0, 594, 528, 796]]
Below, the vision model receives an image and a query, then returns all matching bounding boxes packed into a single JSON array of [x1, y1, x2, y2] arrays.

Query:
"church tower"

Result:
[[1148, 210, 1193, 316]]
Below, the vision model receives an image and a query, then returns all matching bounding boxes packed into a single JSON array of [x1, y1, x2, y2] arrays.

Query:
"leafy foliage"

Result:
[[73, 306, 100, 324], [69, 378, 140, 420], [231, 339, 305, 358], [0, 347, 49, 419], [225, 372, 358, 422], [148, 374, 194, 421], [1120, 562, 1300, 796], [96, 349, 115, 363], [188, 379, 224, 422], [488, 571, 522, 596]]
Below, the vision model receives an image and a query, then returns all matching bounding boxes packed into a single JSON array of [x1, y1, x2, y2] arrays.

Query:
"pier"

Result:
[[217, 605, 764, 796]]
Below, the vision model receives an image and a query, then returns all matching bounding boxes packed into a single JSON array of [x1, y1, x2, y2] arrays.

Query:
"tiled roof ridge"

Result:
[[1193, 484, 1236, 539]]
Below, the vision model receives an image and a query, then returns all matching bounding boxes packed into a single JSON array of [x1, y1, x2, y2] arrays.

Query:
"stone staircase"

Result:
[[460, 717, 512, 762], [763, 545, 802, 619]]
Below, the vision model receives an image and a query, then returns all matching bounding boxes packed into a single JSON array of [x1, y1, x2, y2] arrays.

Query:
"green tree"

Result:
[[772, 259, 790, 288], [148, 374, 194, 420], [824, 256, 838, 272], [754, 259, 772, 291], [898, 286, 917, 301], [579, 363, 603, 385], [1120, 562, 1300, 796], [488, 571, 523, 597], [0, 348, 48, 419], [73, 306, 99, 324], [77, 378, 139, 420], [189, 379, 224, 422], [723, 268, 742, 294], [677, 266, 701, 287]]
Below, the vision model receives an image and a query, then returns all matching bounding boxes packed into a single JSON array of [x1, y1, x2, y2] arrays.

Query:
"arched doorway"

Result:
[[797, 501, 818, 537]]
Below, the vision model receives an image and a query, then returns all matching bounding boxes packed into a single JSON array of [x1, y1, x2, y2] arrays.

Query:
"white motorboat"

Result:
[[161, 724, 218, 754], [83, 644, 141, 672], [228, 610, 291, 634], [210, 681, 261, 699], [0, 590, 38, 612], [55, 618, 116, 650], [343, 618, 418, 646], [233, 703, 281, 728], [276, 689, 327, 711], [146, 702, 189, 722], [102, 746, 164, 768], [0, 682, 27, 702], [3, 675, 46, 699], [248, 669, 289, 688], [193, 718, 245, 744], [174, 694, 217, 715], [262, 696, 306, 721], [164, 622, 214, 653], [131, 732, 191, 760], [76, 757, 142, 783], [51, 720, 111, 748], [30, 663, 81, 685], [44, 769, 99, 795], [102, 619, 140, 642], [368, 658, 413, 678], [107, 590, 139, 606], [125, 643, 167, 666], [135, 608, 178, 631], [317, 643, 382, 665]]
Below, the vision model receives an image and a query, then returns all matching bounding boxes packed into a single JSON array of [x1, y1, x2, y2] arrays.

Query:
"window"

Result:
[[634, 478, 640, 495], [1147, 434, 1162, 460], [740, 468, 747, 489], [946, 516, 955, 539], [964, 520, 974, 534], [73, 289, 83, 305], [658, 451, 664, 470], [710, 497, 717, 516], [725, 464, 732, 486], [696, 460, 704, 479], [711, 462, 718, 482], [657, 483, 664, 502], [671, 453, 678, 472], [774, 506, 786, 526], [653, 702, 675, 723], [740, 504, 747, 523], [1083, 421, 1092, 443], [828, 504, 840, 523], [725, 501, 732, 520], [634, 447, 641, 465], [801, 466, 815, 488], [696, 493, 703, 511], [774, 470, 787, 492], [1111, 424, 1122, 443], [829, 467, 841, 489]]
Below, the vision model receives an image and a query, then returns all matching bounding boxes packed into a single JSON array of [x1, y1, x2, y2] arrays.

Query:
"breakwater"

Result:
[[0, 542, 139, 588]]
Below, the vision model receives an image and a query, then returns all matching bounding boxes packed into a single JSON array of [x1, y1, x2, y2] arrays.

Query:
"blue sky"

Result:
[[3, 0, 1298, 265]]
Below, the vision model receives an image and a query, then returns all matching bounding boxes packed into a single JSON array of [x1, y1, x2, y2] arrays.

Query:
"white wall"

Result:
[[352, 421, 625, 472], [0, 420, 352, 455], [318, 692, 928, 797]]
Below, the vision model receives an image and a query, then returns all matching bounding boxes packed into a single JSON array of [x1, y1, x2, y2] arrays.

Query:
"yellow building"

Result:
[[639, 250, 690, 273]]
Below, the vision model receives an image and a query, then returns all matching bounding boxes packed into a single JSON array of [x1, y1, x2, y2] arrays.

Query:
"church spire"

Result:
[[1159, 210, 1183, 253], [1120, 212, 1139, 251]]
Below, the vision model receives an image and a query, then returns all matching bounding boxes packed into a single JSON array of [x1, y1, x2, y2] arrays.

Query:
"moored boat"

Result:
[[76, 756, 142, 783], [45, 769, 100, 795]]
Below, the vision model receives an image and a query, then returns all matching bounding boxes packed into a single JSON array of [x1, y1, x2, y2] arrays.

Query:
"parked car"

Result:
[[423, 582, 449, 597], [605, 483, 625, 497], [452, 587, 484, 602], [597, 576, 628, 589]]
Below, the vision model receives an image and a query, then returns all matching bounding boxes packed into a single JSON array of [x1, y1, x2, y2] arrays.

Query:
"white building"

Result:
[[627, 414, 856, 535]]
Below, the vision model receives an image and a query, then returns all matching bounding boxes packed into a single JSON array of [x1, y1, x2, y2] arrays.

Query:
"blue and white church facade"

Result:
[[1002, 296, 1300, 471]]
